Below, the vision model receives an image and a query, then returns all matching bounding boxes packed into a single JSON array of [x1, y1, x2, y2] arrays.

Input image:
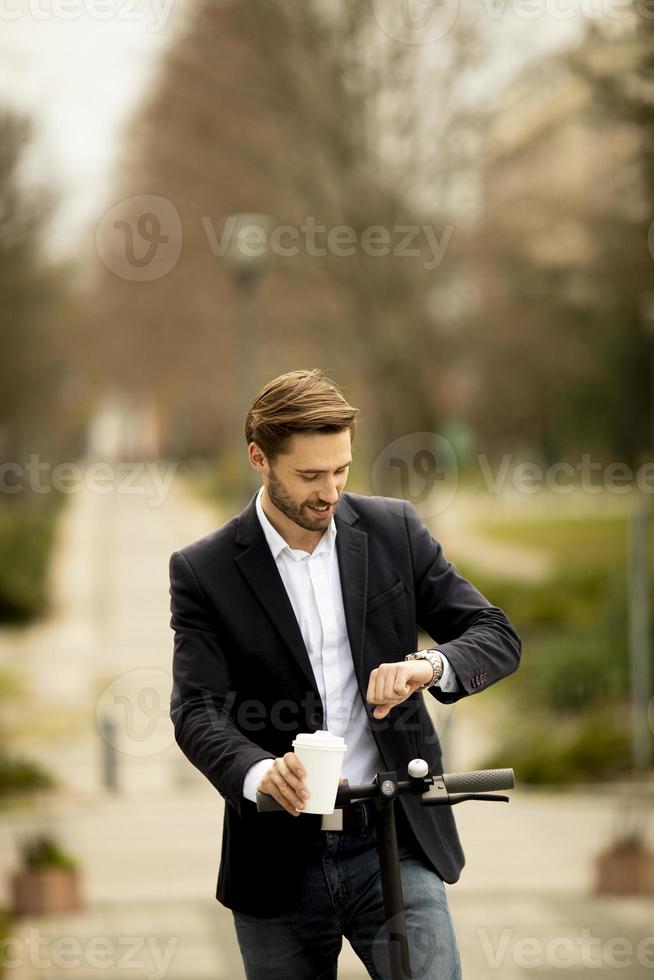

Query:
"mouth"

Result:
[[307, 503, 332, 517]]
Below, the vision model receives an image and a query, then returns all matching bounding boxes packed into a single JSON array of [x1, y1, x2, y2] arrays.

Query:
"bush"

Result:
[[0, 908, 14, 979], [0, 495, 64, 623], [21, 834, 77, 869], [479, 712, 636, 785], [0, 753, 54, 798], [456, 514, 653, 784]]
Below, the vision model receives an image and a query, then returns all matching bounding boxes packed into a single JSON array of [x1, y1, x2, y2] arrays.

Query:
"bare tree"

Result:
[[88, 0, 485, 479], [0, 108, 85, 470]]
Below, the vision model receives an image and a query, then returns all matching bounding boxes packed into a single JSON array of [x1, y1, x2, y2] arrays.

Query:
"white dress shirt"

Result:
[[242, 487, 458, 802]]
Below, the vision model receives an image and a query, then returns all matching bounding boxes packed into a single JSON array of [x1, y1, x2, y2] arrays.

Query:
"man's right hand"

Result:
[[256, 752, 310, 817]]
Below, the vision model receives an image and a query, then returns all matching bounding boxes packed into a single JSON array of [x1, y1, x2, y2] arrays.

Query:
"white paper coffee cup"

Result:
[[291, 731, 347, 814]]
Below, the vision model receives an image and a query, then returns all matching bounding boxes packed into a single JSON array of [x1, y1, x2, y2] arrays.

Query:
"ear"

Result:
[[248, 441, 268, 472]]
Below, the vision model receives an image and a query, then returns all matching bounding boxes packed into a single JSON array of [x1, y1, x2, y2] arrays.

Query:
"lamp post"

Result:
[[640, 291, 654, 452], [223, 213, 272, 499], [627, 291, 654, 772]]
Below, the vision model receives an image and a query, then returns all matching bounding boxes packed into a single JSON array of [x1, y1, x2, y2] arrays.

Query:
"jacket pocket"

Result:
[[367, 579, 406, 615]]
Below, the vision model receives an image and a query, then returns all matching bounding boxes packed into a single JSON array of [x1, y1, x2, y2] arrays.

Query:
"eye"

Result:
[[302, 475, 318, 481]]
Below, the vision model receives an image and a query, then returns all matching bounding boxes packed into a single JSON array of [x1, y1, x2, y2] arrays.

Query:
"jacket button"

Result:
[[309, 711, 322, 727]]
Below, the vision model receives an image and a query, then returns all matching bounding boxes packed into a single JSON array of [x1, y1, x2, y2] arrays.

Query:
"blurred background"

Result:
[[0, 1, 653, 977]]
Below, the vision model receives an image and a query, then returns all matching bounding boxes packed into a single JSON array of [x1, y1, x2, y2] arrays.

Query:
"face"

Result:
[[252, 430, 352, 532]]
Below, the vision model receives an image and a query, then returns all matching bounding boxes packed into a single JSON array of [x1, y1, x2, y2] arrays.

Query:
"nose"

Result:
[[319, 477, 339, 505]]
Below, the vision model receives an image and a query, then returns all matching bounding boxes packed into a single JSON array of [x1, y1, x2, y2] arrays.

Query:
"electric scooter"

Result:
[[257, 760, 515, 980]]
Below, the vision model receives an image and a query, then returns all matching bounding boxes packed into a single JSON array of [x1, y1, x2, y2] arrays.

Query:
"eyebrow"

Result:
[[294, 460, 352, 475]]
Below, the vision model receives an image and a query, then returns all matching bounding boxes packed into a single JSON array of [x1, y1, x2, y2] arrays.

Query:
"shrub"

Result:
[[0, 495, 64, 623], [0, 753, 54, 798], [20, 834, 77, 870]]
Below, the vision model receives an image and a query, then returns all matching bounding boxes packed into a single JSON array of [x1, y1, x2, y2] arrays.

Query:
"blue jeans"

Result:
[[232, 821, 462, 980]]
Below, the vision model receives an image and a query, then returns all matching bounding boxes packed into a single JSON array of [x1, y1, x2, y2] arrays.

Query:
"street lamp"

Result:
[[223, 213, 273, 498], [224, 212, 273, 387]]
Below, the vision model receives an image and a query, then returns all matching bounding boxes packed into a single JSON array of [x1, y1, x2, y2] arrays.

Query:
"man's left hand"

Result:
[[366, 660, 433, 720]]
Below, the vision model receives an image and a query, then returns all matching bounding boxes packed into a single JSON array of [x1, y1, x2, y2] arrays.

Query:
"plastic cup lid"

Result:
[[292, 731, 347, 751]]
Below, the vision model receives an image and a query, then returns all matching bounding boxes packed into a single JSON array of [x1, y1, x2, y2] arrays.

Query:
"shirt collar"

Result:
[[255, 485, 336, 561]]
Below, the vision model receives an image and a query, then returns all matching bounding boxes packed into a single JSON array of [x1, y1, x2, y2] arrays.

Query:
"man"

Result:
[[169, 368, 521, 980]]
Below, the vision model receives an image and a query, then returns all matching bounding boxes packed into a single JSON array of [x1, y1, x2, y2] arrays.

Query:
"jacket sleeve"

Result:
[[403, 501, 521, 705], [169, 549, 275, 817]]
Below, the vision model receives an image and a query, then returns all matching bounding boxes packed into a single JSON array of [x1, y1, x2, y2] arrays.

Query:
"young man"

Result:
[[169, 368, 521, 980]]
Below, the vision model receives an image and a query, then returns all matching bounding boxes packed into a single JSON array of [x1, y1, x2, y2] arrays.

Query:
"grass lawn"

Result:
[[478, 512, 654, 572]]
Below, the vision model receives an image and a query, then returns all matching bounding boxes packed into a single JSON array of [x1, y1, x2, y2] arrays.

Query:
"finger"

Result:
[[279, 757, 309, 800], [370, 666, 387, 704], [260, 760, 305, 815], [269, 768, 305, 815], [284, 751, 307, 782], [383, 667, 408, 704], [373, 703, 391, 719], [366, 668, 378, 704]]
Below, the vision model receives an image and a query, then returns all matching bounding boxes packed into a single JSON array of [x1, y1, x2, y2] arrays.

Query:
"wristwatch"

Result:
[[405, 650, 444, 691]]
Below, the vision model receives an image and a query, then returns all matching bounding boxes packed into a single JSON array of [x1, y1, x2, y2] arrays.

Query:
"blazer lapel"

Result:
[[234, 491, 369, 694], [234, 494, 319, 693], [334, 495, 368, 679]]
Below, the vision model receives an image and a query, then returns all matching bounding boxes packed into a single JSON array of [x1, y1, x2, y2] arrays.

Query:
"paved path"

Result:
[[0, 473, 651, 980], [431, 489, 554, 584]]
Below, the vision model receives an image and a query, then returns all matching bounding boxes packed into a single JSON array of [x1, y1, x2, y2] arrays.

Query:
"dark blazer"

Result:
[[169, 490, 521, 916]]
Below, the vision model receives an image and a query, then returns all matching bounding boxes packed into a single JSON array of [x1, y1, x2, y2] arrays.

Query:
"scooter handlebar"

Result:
[[441, 768, 515, 794], [256, 789, 285, 812], [256, 766, 515, 812]]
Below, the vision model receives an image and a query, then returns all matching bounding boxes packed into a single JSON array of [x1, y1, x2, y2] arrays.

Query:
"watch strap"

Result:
[[405, 650, 444, 691]]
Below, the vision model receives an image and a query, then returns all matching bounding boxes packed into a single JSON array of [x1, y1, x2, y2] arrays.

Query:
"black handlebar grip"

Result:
[[441, 768, 515, 794], [256, 789, 285, 812]]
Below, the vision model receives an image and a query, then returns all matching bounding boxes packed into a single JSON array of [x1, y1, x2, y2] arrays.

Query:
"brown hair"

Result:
[[245, 369, 358, 459]]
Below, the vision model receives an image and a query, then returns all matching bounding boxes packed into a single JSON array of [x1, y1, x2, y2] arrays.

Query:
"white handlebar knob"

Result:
[[408, 759, 429, 778]]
